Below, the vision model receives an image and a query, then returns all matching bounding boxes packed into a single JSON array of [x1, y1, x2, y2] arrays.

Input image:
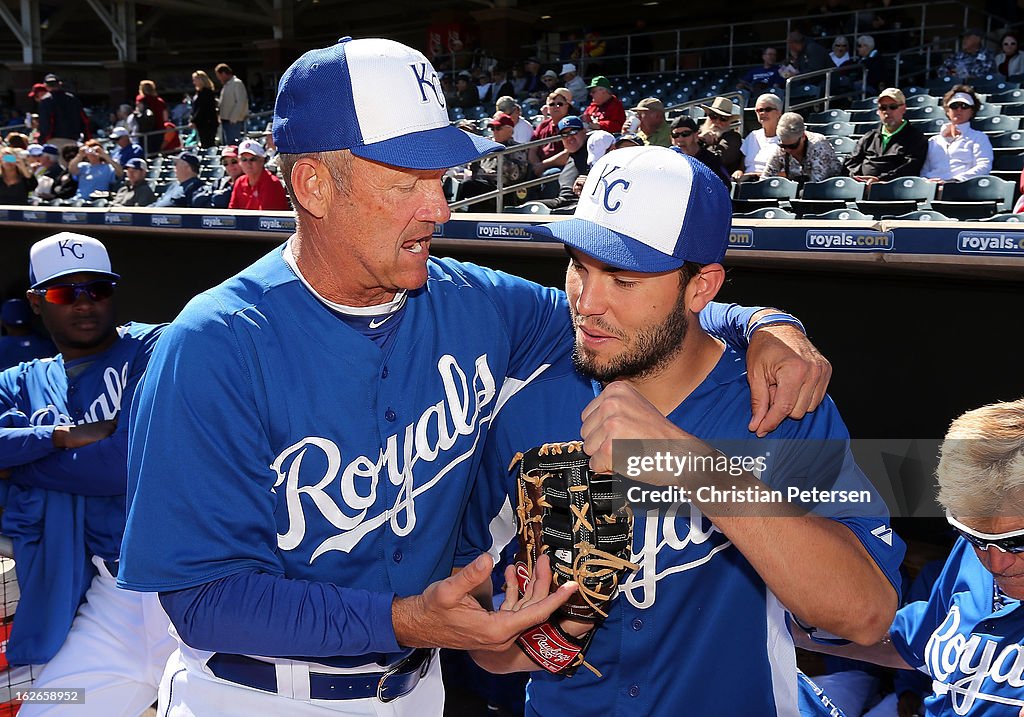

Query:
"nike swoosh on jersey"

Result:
[[368, 316, 393, 329]]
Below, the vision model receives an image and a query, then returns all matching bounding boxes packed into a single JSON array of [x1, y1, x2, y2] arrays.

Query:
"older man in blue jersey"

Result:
[[119, 38, 834, 716], [0, 232, 173, 716], [797, 398, 1024, 717], [461, 146, 905, 717]]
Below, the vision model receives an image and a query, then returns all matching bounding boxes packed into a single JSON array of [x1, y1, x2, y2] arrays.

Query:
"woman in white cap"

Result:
[[735, 93, 783, 181], [921, 85, 993, 182]]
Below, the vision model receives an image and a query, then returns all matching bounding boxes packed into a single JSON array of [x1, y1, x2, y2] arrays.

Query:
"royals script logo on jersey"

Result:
[[924, 605, 1024, 714], [29, 361, 131, 427], [621, 503, 732, 610], [272, 353, 496, 560]]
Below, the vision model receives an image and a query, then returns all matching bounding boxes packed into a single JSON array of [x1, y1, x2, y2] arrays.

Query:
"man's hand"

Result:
[[580, 381, 688, 474], [52, 419, 118, 449], [746, 324, 831, 437], [392, 553, 577, 651]]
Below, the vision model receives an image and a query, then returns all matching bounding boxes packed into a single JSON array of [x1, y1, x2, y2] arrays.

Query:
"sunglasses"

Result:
[[547, 101, 567, 107], [755, 107, 778, 113], [947, 511, 1024, 554], [560, 129, 582, 137], [222, 158, 239, 165], [671, 130, 695, 138], [878, 103, 903, 111], [779, 138, 802, 149], [948, 102, 971, 110], [31, 280, 116, 305], [709, 113, 731, 121]]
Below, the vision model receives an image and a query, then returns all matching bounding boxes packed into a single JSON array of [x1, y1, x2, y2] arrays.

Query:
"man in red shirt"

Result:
[[228, 138, 289, 211], [581, 76, 625, 133]]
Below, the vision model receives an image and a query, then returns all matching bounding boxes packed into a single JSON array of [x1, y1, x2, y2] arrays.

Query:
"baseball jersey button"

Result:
[[381, 366, 389, 379], [392, 550, 403, 563], [631, 618, 644, 631], [385, 408, 396, 422], [628, 684, 640, 698]]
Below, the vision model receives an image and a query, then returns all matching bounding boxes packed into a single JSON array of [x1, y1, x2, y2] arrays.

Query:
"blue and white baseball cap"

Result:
[[29, 232, 119, 288], [273, 37, 501, 170], [527, 146, 731, 271]]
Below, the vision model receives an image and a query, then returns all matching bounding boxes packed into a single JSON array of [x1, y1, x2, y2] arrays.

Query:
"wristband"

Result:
[[515, 621, 598, 677], [744, 313, 806, 344]]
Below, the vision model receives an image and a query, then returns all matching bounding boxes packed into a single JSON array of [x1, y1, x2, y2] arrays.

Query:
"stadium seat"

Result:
[[905, 94, 939, 108], [503, 202, 551, 215], [990, 131, 1024, 158], [808, 109, 852, 124], [789, 176, 865, 216], [849, 109, 878, 123], [906, 105, 941, 121], [827, 136, 858, 156], [881, 209, 951, 221], [851, 97, 879, 110], [819, 121, 855, 137], [734, 207, 796, 219], [937, 175, 1014, 212], [978, 212, 1024, 221], [973, 115, 1019, 133], [802, 208, 872, 220], [928, 200, 999, 219], [731, 176, 798, 213], [999, 103, 1024, 116], [857, 176, 936, 218], [916, 118, 947, 135], [927, 77, 955, 96], [972, 103, 1002, 119], [992, 152, 1024, 184], [852, 120, 878, 135], [973, 80, 1019, 95], [989, 88, 1024, 104]]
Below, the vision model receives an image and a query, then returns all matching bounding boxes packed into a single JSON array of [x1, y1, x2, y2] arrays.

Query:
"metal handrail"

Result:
[[893, 39, 959, 87], [784, 65, 868, 113]]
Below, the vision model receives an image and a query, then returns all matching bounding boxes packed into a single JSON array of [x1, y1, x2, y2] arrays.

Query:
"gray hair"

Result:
[[858, 35, 875, 52], [776, 112, 805, 139], [495, 96, 520, 114], [833, 35, 849, 48], [937, 399, 1024, 518], [755, 94, 783, 112], [278, 149, 352, 206]]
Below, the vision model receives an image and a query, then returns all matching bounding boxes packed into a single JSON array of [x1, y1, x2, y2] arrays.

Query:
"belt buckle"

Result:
[[375, 649, 430, 703]]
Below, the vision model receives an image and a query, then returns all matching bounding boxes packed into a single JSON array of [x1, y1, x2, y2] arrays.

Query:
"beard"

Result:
[[571, 287, 689, 384]]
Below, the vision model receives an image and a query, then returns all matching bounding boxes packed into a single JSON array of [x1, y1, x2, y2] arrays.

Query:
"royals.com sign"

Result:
[[805, 230, 893, 251]]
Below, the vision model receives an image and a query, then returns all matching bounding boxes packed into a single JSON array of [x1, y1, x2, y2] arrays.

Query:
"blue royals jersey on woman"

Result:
[[118, 247, 570, 611], [890, 538, 1024, 716], [457, 348, 905, 717]]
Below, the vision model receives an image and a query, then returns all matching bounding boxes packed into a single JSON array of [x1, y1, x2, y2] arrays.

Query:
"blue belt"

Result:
[[206, 649, 433, 702]]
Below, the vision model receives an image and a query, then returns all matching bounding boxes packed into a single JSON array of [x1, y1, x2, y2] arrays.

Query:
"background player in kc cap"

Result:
[[272, 36, 501, 169], [29, 231, 119, 288]]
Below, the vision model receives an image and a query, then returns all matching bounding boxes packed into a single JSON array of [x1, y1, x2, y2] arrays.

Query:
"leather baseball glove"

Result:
[[510, 441, 638, 676]]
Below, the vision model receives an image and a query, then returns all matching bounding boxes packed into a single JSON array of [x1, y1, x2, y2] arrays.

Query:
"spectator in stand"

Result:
[[528, 88, 575, 183], [581, 76, 626, 133], [112, 103, 133, 131], [151, 151, 208, 208], [829, 36, 854, 67], [485, 67, 516, 105], [108, 127, 144, 168], [736, 93, 784, 181], [129, 99, 159, 155], [190, 70, 219, 148], [669, 115, 731, 187], [49, 143, 81, 201], [30, 143, 63, 202], [613, 134, 644, 150], [560, 63, 589, 107], [939, 28, 996, 81], [5, 132, 29, 149], [698, 97, 744, 176], [781, 31, 829, 76], [69, 140, 121, 203], [109, 157, 156, 207], [763, 112, 845, 183], [0, 146, 37, 205], [454, 113, 527, 211], [137, 80, 169, 155], [921, 85, 993, 182], [844, 88, 928, 184], [216, 63, 250, 146], [495, 96, 534, 144], [535, 116, 590, 211], [161, 121, 182, 154], [586, 130, 615, 167], [453, 72, 479, 109], [540, 69, 560, 97], [627, 97, 670, 147], [228, 138, 289, 211], [169, 93, 192, 128], [196, 145, 242, 209], [994, 31, 1024, 79], [0, 298, 55, 370], [519, 57, 545, 103], [737, 47, 786, 93], [856, 35, 888, 93], [26, 82, 48, 107], [37, 74, 88, 150]]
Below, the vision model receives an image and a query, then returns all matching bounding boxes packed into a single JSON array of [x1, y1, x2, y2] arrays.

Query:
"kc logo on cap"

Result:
[[29, 232, 120, 288], [526, 146, 732, 272], [272, 37, 501, 170]]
